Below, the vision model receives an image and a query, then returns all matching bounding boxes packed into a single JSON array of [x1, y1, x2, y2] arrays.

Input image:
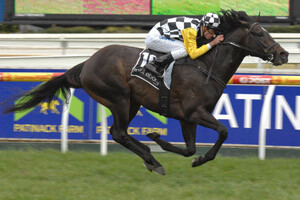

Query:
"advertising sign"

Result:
[[152, 0, 289, 16], [0, 0, 4, 22], [15, 0, 151, 15], [1, 82, 89, 140], [14, 0, 289, 16], [4, 0, 292, 26], [0, 81, 299, 147]]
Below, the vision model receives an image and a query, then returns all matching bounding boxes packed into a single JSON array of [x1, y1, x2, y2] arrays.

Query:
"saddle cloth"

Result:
[[131, 49, 175, 90]]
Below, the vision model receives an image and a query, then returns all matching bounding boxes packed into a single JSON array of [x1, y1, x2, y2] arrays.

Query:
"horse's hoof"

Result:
[[143, 161, 154, 172], [192, 156, 205, 167], [153, 166, 166, 176], [147, 132, 160, 140], [143, 162, 166, 175]]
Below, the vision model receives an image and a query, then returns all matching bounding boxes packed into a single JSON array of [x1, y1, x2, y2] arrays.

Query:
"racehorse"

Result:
[[3, 10, 288, 175]]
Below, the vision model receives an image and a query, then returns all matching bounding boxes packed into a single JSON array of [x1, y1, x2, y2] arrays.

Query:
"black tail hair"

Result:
[[2, 62, 84, 114]]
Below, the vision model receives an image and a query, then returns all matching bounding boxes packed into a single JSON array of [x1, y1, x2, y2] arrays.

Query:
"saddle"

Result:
[[131, 49, 172, 89], [131, 49, 177, 116], [131, 48, 212, 116]]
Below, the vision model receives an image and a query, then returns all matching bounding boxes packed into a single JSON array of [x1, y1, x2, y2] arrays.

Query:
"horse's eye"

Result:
[[256, 32, 264, 37]]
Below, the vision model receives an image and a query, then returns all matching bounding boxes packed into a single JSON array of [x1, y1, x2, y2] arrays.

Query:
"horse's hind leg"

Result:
[[128, 101, 151, 153], [147, 120, 196, 157], [191, 109, 228, 167], [110, 100, 165, 175]]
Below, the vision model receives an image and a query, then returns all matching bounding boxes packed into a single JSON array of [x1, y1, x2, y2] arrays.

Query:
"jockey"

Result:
[[144, 13, 224, 77]]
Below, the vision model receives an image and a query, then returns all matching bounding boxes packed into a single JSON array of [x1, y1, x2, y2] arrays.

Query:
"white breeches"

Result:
[[145, 28, 188, 60]]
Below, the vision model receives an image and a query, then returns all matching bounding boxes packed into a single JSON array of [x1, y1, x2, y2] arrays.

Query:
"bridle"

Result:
[[222, 22, 279, 62], [203, 22, 279, 87]]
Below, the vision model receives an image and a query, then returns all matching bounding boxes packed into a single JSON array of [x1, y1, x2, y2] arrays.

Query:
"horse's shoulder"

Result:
[[175, 56, 206, 69]]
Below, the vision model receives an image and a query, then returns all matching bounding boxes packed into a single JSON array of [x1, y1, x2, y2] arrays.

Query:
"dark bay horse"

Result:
[[3, 10, 288, 175]]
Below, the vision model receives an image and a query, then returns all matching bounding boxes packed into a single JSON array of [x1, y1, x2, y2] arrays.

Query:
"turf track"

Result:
[[0, 149, 299, 200]]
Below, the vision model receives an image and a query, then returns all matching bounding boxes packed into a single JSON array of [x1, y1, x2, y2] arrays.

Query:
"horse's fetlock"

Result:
[[205, 152, 216, 161], [184, 149, 196, 157]]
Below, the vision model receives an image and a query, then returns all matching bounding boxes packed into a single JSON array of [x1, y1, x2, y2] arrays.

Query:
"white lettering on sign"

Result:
[[236, 94, 262, 128], [275, 95, 300, 130], [213, 94, 238, 128], [213, 93, 299, 131], [239, 77, 271, 84]]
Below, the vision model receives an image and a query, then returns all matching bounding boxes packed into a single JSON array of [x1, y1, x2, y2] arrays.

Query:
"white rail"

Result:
[[0, 33, 298, 53], [0, 33, 300, 70], [0, 33, 146, 56]]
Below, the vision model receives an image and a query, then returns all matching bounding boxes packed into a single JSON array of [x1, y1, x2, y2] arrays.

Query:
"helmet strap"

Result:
[[200, 26, 204, 37]]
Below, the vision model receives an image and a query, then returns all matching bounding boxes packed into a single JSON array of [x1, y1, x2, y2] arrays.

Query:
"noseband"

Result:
[[223, 22, 279, 62]]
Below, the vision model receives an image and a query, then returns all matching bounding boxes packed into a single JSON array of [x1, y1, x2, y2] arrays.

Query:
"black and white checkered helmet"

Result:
[[201, 13, 220, 29]]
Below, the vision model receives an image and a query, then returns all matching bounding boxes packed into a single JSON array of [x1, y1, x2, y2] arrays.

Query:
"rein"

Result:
[[189, 22, 280, 88], [205, 45, 219, 85]]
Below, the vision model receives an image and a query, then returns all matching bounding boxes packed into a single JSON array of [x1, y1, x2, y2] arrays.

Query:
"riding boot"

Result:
[[145, 53, 174, 77]]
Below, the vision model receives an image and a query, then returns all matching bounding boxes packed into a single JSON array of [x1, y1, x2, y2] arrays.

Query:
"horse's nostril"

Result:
[[280, 51, 289, 58]]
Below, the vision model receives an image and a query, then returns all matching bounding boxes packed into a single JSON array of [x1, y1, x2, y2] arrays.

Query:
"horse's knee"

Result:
[[218, 126, 228, 141], [110, 129, 128, 144], [220, 131, 228, 141], [111, 133, 124, 143]]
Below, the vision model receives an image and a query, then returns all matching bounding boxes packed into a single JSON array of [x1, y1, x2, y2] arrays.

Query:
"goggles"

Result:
[[207, 28, 215, 34]]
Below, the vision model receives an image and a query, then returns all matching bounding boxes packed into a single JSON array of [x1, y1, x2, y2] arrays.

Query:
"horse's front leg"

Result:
[[147, 120, 196, 157], [191, 108, 228, 167]]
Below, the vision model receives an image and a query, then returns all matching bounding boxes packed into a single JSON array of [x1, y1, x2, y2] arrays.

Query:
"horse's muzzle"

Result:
[[272, 49, 289, 66]]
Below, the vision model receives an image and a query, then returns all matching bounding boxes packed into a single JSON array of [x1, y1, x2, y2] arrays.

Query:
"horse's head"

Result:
[[240, 21, 288, 65], [220, 10, 289, 66]]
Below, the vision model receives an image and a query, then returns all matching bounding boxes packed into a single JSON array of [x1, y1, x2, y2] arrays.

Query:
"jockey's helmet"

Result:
[[201, 13, 220, 29]]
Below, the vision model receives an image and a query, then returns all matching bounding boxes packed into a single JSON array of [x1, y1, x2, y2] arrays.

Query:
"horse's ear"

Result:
[[239, 20, 250, 33], [239, 20, 248, 25], [256, 11, 261, 22]]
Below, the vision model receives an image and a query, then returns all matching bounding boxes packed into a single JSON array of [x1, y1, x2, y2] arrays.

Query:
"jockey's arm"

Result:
[[181, 28, 211, 60]]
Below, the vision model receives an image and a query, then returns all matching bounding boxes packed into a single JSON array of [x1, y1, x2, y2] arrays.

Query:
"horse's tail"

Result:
[[3, 62, 84, 114]]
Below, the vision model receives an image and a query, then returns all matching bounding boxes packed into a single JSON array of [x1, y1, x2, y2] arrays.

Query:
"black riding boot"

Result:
[[145, 53, 174, 77]]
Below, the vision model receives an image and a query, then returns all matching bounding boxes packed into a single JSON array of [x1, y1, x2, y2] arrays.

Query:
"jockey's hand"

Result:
[[210, 35, 224, 47]]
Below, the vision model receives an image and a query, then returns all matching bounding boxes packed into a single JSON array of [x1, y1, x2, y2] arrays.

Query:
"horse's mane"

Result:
[[219, 10, 254, 36], [195, 10, 255, 64]]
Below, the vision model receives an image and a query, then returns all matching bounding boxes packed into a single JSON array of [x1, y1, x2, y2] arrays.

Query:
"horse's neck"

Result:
[[220, 47, 244, 82], [201, 45, 245, 85]]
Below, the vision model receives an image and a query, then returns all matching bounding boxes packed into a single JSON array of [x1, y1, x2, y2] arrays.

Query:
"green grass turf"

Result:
[[0, 149, 299, 200]]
